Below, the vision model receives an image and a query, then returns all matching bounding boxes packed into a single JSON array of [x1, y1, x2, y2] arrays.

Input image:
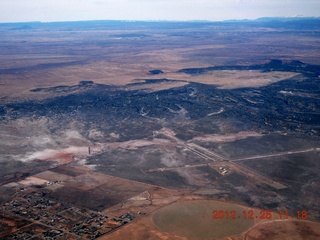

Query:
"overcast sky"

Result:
[[1, 0, 319, 23]]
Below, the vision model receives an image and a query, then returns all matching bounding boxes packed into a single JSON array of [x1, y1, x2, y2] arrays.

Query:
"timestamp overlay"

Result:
[[211, 208, 320, 240], [153, 200, 320, 240], [212, 209, 309, 220]]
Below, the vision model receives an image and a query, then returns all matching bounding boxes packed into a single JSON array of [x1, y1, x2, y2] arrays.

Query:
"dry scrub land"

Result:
[[0, 19, 320, 239]]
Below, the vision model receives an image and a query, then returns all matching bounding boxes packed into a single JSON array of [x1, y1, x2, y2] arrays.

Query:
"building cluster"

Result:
[[218, 166, 229, 175], [0, 186, 132, 239]]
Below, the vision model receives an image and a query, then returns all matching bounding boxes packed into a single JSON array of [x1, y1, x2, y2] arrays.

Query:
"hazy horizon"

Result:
[[1, 0, 320, 23], [1, 16, 320, 25]]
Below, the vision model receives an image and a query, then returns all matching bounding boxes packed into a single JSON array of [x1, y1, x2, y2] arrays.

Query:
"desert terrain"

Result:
[[0, 18, 319, 239]]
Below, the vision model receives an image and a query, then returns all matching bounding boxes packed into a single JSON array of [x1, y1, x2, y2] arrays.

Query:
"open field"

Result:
[[146, 70, 299, 89], [1, 20, 320, 101], [0, 19, 319, 239], [152, 200, 254, 240]]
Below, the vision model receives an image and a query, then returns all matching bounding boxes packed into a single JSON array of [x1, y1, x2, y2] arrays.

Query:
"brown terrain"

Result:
[[0, 19, 320, 239]]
